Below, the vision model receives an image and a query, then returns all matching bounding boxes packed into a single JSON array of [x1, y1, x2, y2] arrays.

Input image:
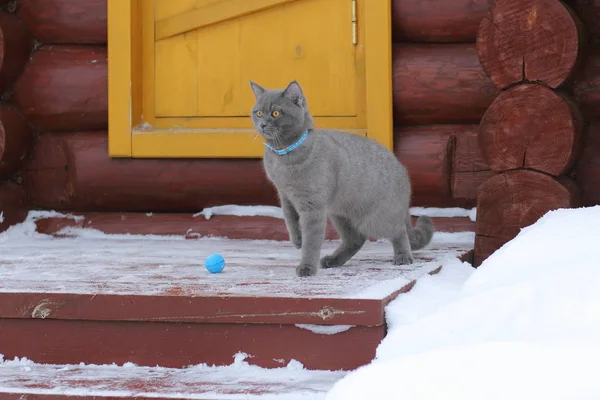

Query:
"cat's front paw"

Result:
[[320, 255, 341, 269], [296, 263, 317, 277], [394, 253, 415, 265]]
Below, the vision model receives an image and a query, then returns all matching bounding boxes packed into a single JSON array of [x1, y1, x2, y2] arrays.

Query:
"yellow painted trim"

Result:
[[131, 128, 367, 158], [132, 132, 264, 158], [141, 0, 156, 127], [107, 0, 134, 157], [364, 0, 394, 151], [155, 0, 299, 41]]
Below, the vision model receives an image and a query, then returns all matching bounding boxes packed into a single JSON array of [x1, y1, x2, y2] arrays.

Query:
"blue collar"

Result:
[[264, 130, 309, 155]]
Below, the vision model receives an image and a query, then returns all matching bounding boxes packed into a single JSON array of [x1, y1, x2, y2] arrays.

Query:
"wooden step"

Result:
[[32, 211, 476, 240], [0, 355, 345, 399], [0, 213, 474, 371]]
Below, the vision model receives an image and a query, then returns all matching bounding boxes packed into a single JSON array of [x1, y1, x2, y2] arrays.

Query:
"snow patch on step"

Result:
[[0, 352, 346, 399]]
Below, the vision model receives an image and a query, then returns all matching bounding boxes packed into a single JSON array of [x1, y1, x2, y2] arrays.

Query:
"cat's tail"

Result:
[[406, 212, 434, 250]]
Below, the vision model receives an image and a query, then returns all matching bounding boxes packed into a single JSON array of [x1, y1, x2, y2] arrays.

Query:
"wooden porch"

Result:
[[0, 212, 473, 398]]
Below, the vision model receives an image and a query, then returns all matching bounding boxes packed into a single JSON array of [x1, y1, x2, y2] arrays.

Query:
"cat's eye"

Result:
[[272, 110, 281, 118], [256, 111, 263, 118]]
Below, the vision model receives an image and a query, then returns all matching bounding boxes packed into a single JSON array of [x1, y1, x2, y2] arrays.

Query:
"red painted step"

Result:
[[33, 212, 475, 240], [0, 354, 345, 399]]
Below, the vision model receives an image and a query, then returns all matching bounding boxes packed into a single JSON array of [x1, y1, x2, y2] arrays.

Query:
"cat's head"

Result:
[[249, 80, 314, 146]]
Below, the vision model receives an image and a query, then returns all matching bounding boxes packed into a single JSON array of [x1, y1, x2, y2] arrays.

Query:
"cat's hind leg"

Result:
[[320, 215, 366, 268], [391, 225, 415, 265]]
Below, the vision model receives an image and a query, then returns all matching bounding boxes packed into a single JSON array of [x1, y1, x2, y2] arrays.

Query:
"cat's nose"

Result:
[[260, 123, 266, 129]]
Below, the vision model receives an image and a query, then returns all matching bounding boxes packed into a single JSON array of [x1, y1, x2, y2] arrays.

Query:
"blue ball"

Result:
[[205, 253, 225, 273]]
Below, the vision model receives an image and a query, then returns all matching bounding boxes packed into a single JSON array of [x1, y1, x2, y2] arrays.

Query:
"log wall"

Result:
[[0, 6, 31, 231], [4, 0, 600, 241], [474, 0, 586, 265]]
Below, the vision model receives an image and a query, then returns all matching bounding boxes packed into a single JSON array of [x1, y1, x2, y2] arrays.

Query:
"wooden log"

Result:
[[33, 213, 476, 239], [0, 181, 27, 232], [452, 170, 495, 205], [479, 84, 583, 175], [0, 12, 32, 93], [0, 102, 33, 178], [573, 46, 600, 119], [477, 0, 585, 89], [392, 0, 493, 43], [23, 132, 278, 212], [393, 43, 498, 125], [450, 125, 492, 206], [474, 170, 580, 265], [17, 0, 107, 44], [569, 0, 600, 40], [26, 129, 484, 211], [575, 121, 600, 206], [394, 126, 454, 205], [13, 45, 107, 132], [453, 126, 489, 173]]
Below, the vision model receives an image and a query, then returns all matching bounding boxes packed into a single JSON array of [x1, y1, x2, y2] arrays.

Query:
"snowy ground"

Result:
[[327, 205, 600, 400]]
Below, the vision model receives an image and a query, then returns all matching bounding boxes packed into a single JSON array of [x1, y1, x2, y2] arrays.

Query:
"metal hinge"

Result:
[[351, 0, 357, 45]]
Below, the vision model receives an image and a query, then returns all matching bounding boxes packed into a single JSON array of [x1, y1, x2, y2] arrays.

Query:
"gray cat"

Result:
[[250, 80, 434, 277]]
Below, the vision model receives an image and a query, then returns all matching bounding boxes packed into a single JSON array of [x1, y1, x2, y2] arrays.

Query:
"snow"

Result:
[[327, 205, 600, 400], [195, 205, 477, 220], [0, 211, 4, 224], [295, 324, 355, 335], [0, 353, 346, 400], [409, 206, 476, 220], [195, 205, 285, 220]]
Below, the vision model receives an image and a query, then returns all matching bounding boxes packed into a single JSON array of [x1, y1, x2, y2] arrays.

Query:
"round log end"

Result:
[[479, 83, 583, 175], [0, 102, 34, 178], [476, 0, 585, 89], [0, 12, 33, 93], [0, 181, 28, 233], [17, 0, 107, 44], [474, 170, 580, 263]]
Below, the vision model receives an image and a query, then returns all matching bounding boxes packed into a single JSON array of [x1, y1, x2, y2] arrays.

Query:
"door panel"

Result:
[[154, 0, 357, 118]]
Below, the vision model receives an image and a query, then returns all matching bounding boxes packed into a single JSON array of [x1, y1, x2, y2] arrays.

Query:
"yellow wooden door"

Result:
[[108, 0, 392, 158]]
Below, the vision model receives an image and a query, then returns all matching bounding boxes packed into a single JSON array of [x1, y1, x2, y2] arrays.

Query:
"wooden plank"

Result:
[[0, 318, 383, 370], [32, 213, 476, 239], [0, 292, 385, 326], [0, 235, 467, 304], [107, 0, 134, 157], [365, 0, 394, 150], [155, 0, 299, 40]]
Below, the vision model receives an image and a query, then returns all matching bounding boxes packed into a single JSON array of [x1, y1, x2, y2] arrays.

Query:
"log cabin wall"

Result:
[[2, 0, 500, 215]]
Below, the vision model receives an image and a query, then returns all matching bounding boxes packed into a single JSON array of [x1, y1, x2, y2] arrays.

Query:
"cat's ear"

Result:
[[250, 81, 266, 99], [282, 80, 304, 106]]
